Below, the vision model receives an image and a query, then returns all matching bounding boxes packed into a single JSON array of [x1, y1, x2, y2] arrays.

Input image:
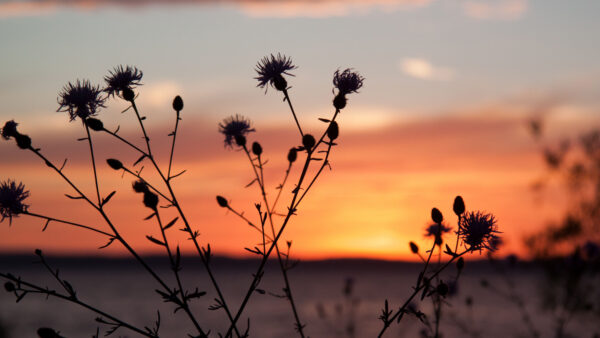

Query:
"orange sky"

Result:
[[0, 99, 584, 261]]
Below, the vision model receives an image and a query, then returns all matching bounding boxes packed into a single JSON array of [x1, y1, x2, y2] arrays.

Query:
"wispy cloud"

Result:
[[399, 58, 455, 81], [0, 0, 433, 18], [462, 0, 528, 20]]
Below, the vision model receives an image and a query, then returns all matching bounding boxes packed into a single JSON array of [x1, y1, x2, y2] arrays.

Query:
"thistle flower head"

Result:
[[459, 211, 500, 252], [333, 68, 364, 95], [1, 120, 18, 140], [104, 65, 143, 98], [0, 179, 29, 224], [255, 53, 297, 91], [57, 80, 105, 121], [218, 115, 255, 147]]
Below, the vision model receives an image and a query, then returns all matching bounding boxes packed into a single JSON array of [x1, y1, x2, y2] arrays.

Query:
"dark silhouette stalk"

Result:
[[1, 273, 157, 338], [167, 110, 181, 179], [224, 149, 314, 338], [282, 89, 304, 137], [24, 211, 112, 237], [84, 123, 102, 205]]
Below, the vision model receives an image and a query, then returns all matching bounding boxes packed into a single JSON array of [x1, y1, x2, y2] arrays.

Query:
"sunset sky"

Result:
[[1, 0, 600, 260]]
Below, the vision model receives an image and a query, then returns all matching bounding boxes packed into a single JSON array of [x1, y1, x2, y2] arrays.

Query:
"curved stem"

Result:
[[24, 211, 112, 237]]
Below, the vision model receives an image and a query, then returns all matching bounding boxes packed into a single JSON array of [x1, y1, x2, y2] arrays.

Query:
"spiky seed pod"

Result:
[[327, 121, 339, 140], [453, 196, 465, 216], [172, 95, 184, 111], [85, 118, 104, 131], [252, 142, 263, 156], [302, 134, 316, 151], [106, 159, 123, 170], [409, 241, 419, 254], [431, 208, 443, 224], [216, 196, 228, 208], [287, 148, 297, 163]]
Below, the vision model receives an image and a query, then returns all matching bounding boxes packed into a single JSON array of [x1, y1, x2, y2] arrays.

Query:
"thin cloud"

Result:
[[0, 0, 433, 18], [462, 0, 528, 20], [399, 58, 455, 81]]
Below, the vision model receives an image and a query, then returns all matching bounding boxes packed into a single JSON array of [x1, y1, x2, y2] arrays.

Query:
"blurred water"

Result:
[[0, 257, 598, 337]]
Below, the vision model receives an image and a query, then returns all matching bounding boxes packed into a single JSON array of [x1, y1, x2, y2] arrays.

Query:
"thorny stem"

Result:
[[155, 210, 207, 337], [282, 89, 304, 137], [128, 100, 242, 337], [224, 148, 314, 338], [168, 110, 181, 179], [24, 211, 112, 237], [241, 145, 307, 338], [85, 123, 102, 205], [27, 146, 206, 335], [377, 250, 470, 338], [0, 273, 157, 338]]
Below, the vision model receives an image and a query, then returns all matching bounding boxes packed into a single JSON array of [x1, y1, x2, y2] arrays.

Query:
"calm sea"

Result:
[[0, 256, 597, 337]]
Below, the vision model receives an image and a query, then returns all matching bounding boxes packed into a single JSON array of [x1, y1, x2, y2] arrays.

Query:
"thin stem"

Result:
[[294, 142, 333, 209], [24, 211, 112, 237], [0, 273, 157, 338], [282, 89, 304, 137], [155, 210, 207, 337], [271, 162, 292, 215], [85, 123, 102, 205], [224, 149, 314, 338], [122, 167, 172, 202], [168, 111, 181, 179], [226, 205, 274, 242], [128, 99, 242, 337], [377, 251, 470, 338]]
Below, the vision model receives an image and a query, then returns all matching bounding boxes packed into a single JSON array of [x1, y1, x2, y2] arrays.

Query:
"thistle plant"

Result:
[[0, 54, 366, 337]]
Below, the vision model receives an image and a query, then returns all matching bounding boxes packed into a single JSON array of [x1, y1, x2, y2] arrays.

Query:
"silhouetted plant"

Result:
[[0, 55, 367, 337]]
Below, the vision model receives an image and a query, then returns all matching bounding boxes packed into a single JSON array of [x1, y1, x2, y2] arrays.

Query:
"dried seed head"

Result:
[[218, 115, 255, 148], [104, 65, 143, 98], [302, 134, 316, 151], [255, 53, 296, 92], [57, 80, 106, 121], [85, 118, 104, 131], [216, 196, 228, 208], [409, 241, 419, 254], [459, 211, 500, 252], [172, 95, 184, 111], [287, 148, 297, 163], [333, 68, 364, 95], [453, 196, 465, 216], [1, 120, 18, 140], [0, 179, 30, 224], [327, 121, 339, 140], [431, 208, 443, 224], [252, 142, 263, 156], [106, 159, 123, 170]]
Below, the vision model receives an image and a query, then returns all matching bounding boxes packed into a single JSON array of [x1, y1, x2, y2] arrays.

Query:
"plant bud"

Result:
[[273, 75, 287, 91], [302, 134, 316, 151], [333, 93, 347, 110], [172, 95, 184, 111], [132, 180, 147, 193], [143, 191, 158, 210], [122, 87, 135, 102], [106, 159, 123, 170], [409, 241, 419, 254], [85, 118, 104, 131], [436, 282, 449, 296], [235, 134, 246, 147], [327, 121, 339, 140], [287, 148, 297, 163], [456, 257, 465, 271], [453, 196, 465, 216], [4, 282, 15, 292], [252, 142, 262, 156], [216, 196, 228, 208], [16, 133, 31, 149], [431, 208, 443, 224], [35, 249, 42, 256]]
